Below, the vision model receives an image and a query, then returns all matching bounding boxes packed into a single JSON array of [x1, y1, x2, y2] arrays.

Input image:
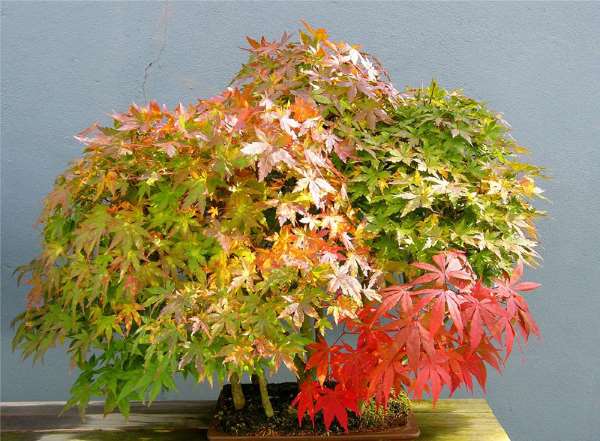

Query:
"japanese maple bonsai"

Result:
[[13, 23, 544, 437]]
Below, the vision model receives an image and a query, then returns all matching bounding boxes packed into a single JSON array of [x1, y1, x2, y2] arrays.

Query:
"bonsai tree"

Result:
[[14, 23, 544, 431]]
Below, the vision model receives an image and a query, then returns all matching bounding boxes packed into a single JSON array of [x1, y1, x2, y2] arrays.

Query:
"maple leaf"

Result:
[[241, 130, 297, 180], [411, 251, 474, 289], [372, 285, 413, 323], [123, 274, 140, 298], [492, 315, 517, 361], [334, 140, 355, 162], [189, 317, 211, 338], [315, 384, 358, 432], [278, 111, 301, 139], [228, 262, 259, 293], [304, 149, 328, 168], [327, 265, 363, 303], [292, 380, 322, 426], [415, 288, 465, 338], [276, 202, 303, 226], [322, 130, 341, 153], [278, 296, 318, 328], [294, 170, 336, 208], [494, 261, 541, 339], [245, 32, 289, 56], [461, 351, 488, 393], [24, 274, 44, 308], [394, 320, 435, 370], [327, 295, 358, 324], [301, 20, 329, 42], [241, 141, 269, 155], [305, 338, 340, 384], [291, 97, 319, 122], [115, 303, 145, 334], [495, 261, 542, 297], [44, 185, 70, 213], [366, 357, 408, 407], [462, 283, 505, 350], [456, 340, 502, 393], [412, 351, 451, 401]]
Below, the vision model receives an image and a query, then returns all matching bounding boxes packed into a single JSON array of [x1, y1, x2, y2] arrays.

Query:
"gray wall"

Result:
[[2, 2, 599, 440]]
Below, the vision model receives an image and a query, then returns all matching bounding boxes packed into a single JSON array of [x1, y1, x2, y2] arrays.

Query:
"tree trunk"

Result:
[[257, 373, 274, 418], [294, 317, 316, 381], [230, 372, 246, 410], [302, 316, 315, 341]]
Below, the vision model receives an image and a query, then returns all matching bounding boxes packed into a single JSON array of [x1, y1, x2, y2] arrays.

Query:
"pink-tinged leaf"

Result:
[[462, 352, 488, 392], [396, 321, 434, 370], [279, 111, 301, 138], [241, 141, 269, 155], [513, 282, 541, 292], [271, 149, 296, 167], [410, 252, 474, 289], [468, 307, 484, 350], [411, 352, 451, 401], [446, 295, 464, 338], [373, 285, 412, 322], [410, 272, 440, 286], [429, 297, 445, 335], [159, 142, 177, 158], [509, 261, 524, 285], [333, 141, 355, 162], [414, 288, 464, 339], [411, 262, 439, 273]]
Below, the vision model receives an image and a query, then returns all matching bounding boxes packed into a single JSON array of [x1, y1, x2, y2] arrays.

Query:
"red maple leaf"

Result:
[[496, 261, 542, 294], [393, 320, 435, 370], [462, 282, 506, 350], [292, 381, 322, 426], [372, 284, 413, 322], [494, 261, 541, 340], [315, 384, 358, 432], [411, 351, 452, 401], [305, 338, 340, 384], [294, 253, 541, 431], [415, 288, 465, 339]]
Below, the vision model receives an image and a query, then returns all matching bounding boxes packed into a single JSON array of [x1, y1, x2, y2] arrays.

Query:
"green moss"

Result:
[[357, 392, 411, 430]]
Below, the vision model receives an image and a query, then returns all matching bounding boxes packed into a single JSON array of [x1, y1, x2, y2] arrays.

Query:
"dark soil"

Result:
[[212, 382, 410, 436]]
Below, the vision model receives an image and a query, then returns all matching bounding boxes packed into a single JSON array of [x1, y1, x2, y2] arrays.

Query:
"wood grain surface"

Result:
[[0, 399, 510, 441]]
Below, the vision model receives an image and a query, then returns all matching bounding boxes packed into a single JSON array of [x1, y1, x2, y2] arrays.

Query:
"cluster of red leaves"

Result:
[[293, 251, 540, 431]]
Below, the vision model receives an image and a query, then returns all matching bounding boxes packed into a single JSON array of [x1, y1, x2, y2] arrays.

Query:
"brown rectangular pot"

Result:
[[208, 413, 420, 441], [207, 384, 420, 441]]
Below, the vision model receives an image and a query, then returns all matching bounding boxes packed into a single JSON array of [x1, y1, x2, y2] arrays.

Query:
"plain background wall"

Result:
[[2, 2, 599, 440]]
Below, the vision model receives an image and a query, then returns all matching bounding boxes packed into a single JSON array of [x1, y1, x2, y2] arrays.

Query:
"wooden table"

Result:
[[0, 399, 510, 441]]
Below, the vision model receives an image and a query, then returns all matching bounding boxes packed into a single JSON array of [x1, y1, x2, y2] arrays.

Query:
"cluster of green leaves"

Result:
[[343, 83, 544, 281], [13, 100, 333, 415], [13, 22, 543, 418]]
